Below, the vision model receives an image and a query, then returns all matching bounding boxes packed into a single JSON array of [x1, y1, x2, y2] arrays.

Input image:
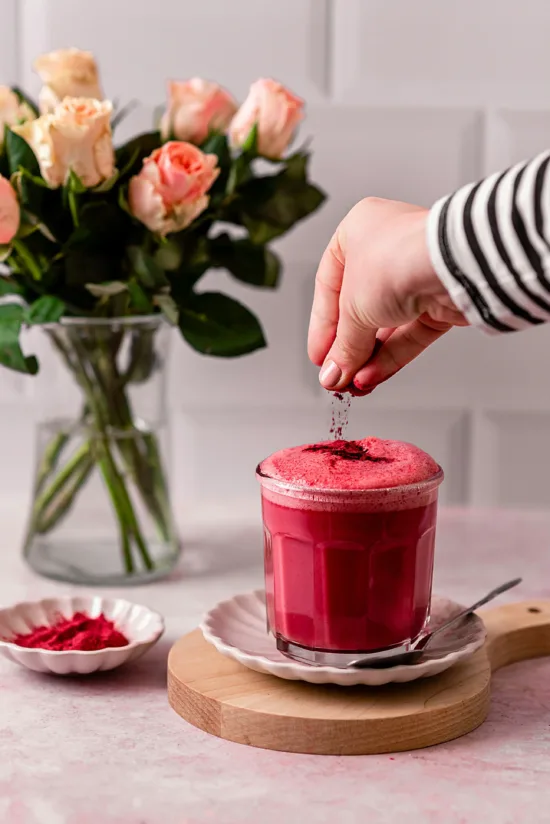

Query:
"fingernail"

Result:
[[319, 360, 342, 388]]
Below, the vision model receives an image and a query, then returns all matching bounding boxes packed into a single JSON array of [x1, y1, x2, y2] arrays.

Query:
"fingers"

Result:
[[345, 330, 396, 395], [353, 316, 452, 389], [424, 298, 469, 328], [311, 228, 378, 390], [318, 307, 378, 390], [373, 327, 396, 346], [308, 235, 345, 367]]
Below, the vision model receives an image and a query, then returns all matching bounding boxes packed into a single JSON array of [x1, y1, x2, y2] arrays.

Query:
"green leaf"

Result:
[[201, 132, 230, 158], [240, 216, 282, 245], [17, 167, 50, 189], [284, 151, 309, 180], [115, 131, 162, 181], [226, 152, 257, 195], [0, 304, 23, 322], [0, 245, 12, 263], [61, 171, 86, 228], [11, 237, 44, 280], [241, 181, 325, 244], [64, 249, 124, 287], [13, 169, 63, 241], [65, 201, 129, 251], [63, 201, 130, 283], [67, 190, 79, 227], [111, 99, 139, 132], [127, 246, 168, 289], [154, 240, 182, 271], [24, 295, 66, 325], [67, 169, 87, 194], [200, 132, 232, 197], [118, 186, 133, 216], [154, 292, 178, 325], [117, 148, 140, 182], [0, 303, 38, 374], [15, 175, 68, 244], [0, 275, 23, 295], [127, 280, 152, 312], [225, 127, 260, 196], [17, 218, 56, 243], [179, 291, 266, 357], [85, 281, 128, 298], [209, 234, 281, 288], [17, 222, 37, 239], [11, 87, 39, 117], [34, 222, 57, 243], [231, 152, 325, 242], [92, 171, 119, 193], [5, 127, 40, 177], [242, 123, 258, 156]]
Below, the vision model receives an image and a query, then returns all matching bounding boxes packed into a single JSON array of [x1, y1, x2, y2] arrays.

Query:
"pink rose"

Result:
[[160, 79, 237, 145], [0, 176, 20, 244], [0, 86, 35, 148], [229, 79, 304, 159], [128, 141, 219, 236]]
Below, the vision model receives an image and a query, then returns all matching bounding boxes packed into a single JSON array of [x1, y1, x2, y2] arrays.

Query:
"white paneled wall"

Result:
[[3, 0, 550, 514], [332, 0, 550, 108]]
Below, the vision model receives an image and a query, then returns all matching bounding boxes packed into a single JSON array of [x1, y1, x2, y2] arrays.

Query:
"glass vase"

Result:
[[23, 316, 180, 585]]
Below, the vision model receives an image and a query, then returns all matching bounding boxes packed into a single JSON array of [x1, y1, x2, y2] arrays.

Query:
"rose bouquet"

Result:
[[0, 48, 325, 583]]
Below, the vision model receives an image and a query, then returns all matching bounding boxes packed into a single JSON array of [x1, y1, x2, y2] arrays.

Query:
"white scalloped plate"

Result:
[[201, 590, 487, 686], [0, 596, 165, 675]]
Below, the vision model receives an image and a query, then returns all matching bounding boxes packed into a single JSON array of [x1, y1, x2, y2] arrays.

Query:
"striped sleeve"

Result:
[[426, 150, 550, 334]]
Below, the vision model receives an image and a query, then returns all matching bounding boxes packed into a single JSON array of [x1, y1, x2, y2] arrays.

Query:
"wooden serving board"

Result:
[[167, 601, 550, 755]]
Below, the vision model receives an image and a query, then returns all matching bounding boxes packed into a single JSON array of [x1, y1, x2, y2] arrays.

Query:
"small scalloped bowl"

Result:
[[0, 595, 164, 675]]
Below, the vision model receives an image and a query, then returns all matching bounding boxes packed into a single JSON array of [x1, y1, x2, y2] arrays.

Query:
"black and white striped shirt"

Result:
[[427, 151, 550, 333]]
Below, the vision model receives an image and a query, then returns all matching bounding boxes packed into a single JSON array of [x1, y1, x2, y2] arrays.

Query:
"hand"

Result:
[[308, 197, 469, 393]]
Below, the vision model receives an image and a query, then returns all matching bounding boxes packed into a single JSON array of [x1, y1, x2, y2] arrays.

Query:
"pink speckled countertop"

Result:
[[1, 507, 549, 824]]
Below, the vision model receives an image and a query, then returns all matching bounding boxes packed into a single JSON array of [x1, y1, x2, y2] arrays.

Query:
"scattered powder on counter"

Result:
[[9, 612, 130, 651]]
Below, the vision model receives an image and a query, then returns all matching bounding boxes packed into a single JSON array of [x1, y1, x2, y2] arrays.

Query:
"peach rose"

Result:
[[128, 141, 219, 236], [229, 78, 304, 159], [34, 48, 103, 114], [0, 87, 35, 147], [160, 79, 237, 145], [0, 175, 20, 244], [14, 98, 115, 189]]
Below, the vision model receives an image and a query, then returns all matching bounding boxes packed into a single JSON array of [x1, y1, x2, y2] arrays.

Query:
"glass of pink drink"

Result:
[[257, 438, 443, 667]]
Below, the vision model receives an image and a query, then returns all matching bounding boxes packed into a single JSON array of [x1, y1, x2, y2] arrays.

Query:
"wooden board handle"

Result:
[[482, 600, 550, 672]]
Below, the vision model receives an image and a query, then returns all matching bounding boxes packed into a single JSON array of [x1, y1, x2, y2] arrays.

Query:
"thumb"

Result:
[[319, 307, 377, 390]]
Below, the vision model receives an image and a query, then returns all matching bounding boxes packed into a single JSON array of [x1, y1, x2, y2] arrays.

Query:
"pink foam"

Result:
[[259, 437, 440, 491]]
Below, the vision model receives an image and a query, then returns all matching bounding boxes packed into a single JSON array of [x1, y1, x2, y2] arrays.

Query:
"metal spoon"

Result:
[[349, 577, 522, 670]]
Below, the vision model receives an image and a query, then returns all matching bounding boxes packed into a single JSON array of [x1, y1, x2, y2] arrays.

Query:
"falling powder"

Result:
[[329, 392, 351, 440]]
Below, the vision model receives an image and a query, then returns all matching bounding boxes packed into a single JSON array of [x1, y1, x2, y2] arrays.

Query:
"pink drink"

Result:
[[257, 438, 443, 666]]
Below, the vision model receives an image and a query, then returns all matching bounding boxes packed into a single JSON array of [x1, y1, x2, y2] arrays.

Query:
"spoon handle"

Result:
[[424, 577, 522, 646]]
